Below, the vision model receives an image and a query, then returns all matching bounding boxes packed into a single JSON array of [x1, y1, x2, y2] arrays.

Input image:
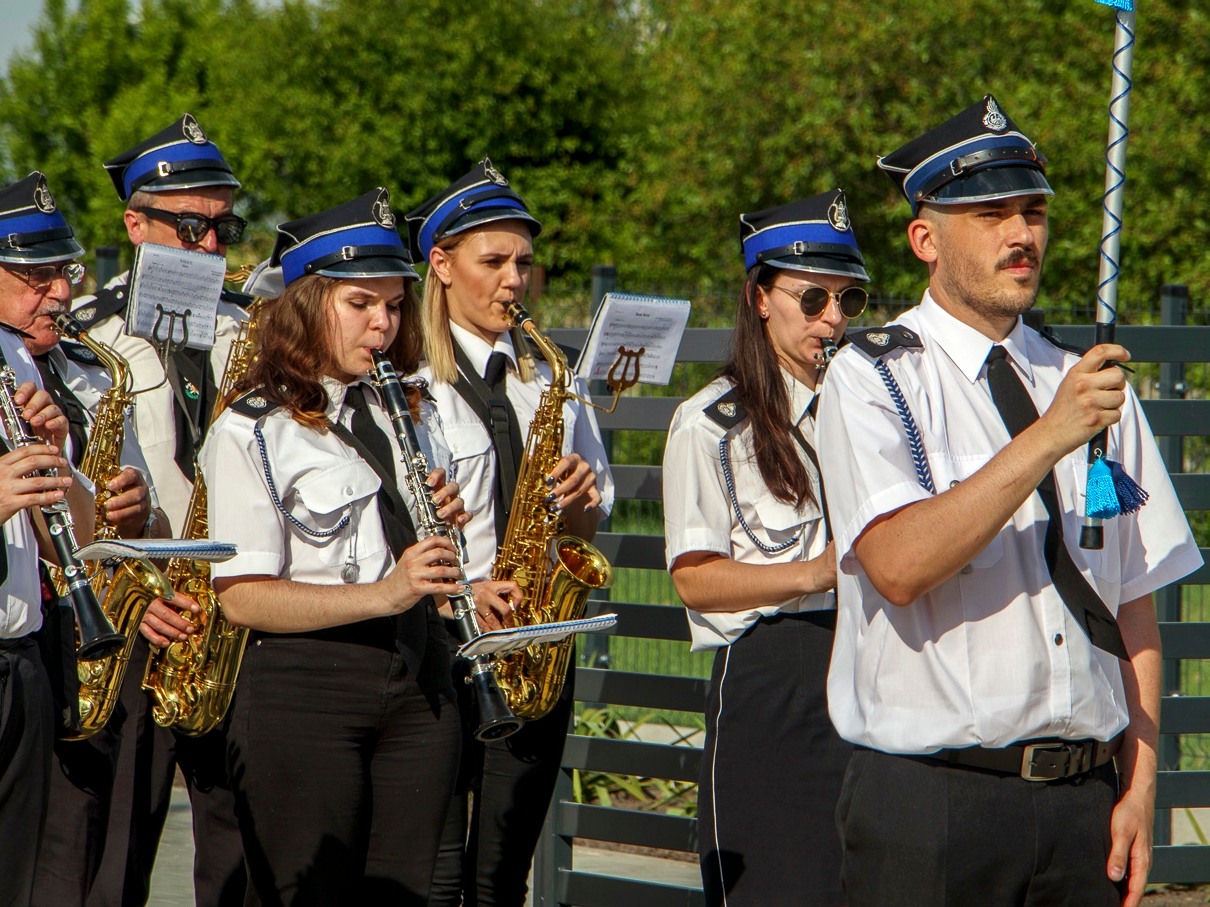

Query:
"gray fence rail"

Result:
[[531, 286, 1210, 906]]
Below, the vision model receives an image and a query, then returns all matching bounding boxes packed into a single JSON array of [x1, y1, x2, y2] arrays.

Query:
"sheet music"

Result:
[[126, 242, 226, 350], [574, 292, 690, 386], [457, 613, 618, 659]]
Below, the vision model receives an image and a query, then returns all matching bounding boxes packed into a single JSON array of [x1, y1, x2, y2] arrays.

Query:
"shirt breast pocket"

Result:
[[291, 460, 381, 561], [443, 418, 494, 472]]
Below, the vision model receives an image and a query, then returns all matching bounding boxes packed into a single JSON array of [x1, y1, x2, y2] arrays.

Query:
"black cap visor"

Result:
[[310, 254, 419, 282], [134, 167, 242, 196], [442, 207, 542, 243], [0, 234, 86, 265], [922, 165, 1053, 207]]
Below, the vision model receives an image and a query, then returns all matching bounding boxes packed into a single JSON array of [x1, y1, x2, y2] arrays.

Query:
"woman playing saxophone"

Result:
[[405, 159, 614, 907]]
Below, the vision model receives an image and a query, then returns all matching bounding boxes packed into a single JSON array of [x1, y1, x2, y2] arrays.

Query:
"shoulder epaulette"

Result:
[[220, 287, 256, 309], [60, 339, 101, 367], [847, 325, 924, 358], [72, 286, 128, 328], [1037, 326, 1087, 356], [703, 387, 746, 431], [227, 387, 281, 419]]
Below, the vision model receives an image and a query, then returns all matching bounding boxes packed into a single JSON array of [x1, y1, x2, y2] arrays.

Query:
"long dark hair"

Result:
[[237, 273, 423, 429], [719, 265, 814, 508]]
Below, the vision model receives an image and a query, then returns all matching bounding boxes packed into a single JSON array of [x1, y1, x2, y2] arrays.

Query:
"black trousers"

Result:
[[837, 747, 1124, 907], [31, 633, 246, 907], [0, 636, 55, 907], [429, 650, 574, 907], [698, 611, 850, 907], [229, 635, 460, 907]]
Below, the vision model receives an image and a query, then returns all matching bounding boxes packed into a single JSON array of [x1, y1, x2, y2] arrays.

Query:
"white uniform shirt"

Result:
[[73, 272, 247, 533], [817, 291, 1202, 753], [664, 373, 832, 651], [203, 376, 450, 588], [417, 321, 614, 581], [1, 328, 47, 637]]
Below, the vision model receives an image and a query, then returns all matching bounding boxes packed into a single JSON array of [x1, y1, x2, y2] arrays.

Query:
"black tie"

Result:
[[484, 351, 524, 539], [985, 346, 1127, 659], [344, 384, 396, 486], [35, 355, 89, 469]]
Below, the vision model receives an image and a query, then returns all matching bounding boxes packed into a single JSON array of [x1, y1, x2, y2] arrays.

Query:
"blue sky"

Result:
[[2, 1, 48, 69]]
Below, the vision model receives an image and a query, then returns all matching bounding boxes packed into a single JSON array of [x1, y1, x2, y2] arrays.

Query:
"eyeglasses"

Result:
[[134, 207, 247, 245], [8, 261, 87, 289], [772, 283, 868, 319]]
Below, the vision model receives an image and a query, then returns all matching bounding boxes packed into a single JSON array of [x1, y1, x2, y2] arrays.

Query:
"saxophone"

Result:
[[491, 303, 613, 720], [51, 314, 171, 739], [141, 298, 260, 736]]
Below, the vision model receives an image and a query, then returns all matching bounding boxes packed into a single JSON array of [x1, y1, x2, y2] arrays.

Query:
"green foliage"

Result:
[[2, 0, 1205, 305]]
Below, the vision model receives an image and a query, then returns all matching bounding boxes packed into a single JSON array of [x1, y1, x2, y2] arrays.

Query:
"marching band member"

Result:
[[0, 173, 89, 907], [202, 189, 469, 904], [818, 95, 1201, 907], [67, 115, 247, 907], [406, 159, 614, 907], [662, 190, 867, 906]]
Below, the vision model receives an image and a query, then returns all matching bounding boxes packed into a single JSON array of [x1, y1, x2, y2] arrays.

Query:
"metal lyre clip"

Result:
[[591, 346, 644, 415], [145, 305, 193, 393]]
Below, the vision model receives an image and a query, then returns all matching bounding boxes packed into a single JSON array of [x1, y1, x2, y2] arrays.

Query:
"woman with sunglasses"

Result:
[[662, 190, 868, 907]]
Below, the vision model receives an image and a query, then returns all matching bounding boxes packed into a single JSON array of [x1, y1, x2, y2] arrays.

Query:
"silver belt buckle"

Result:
[[1020, 742, 1067, 781]]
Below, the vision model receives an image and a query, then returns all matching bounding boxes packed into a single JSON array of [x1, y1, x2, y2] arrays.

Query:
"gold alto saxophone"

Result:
[[492, 303, 613, 720], [52, 313, 174, 739], [141, 293, 261, 735]]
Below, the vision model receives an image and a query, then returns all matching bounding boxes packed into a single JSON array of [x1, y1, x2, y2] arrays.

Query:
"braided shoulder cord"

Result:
[[873, 359, 937, 495], [254, 423, 351, 538], [718, 435, 802, 554]]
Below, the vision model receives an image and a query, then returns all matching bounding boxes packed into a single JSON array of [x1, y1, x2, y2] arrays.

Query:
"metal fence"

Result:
[[529, 276, 1210, 906]]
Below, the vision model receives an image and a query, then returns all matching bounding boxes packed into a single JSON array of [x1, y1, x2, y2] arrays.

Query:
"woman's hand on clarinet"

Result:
[[14, 381, 69, 450], [426, 467, 471, 529], [468, 579, 521, 631], [386, 535, 463, 610]]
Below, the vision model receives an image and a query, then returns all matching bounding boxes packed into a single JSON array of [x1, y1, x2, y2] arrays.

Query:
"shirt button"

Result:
[[344, 486, 354, 495], [1053, 633, 1064, 646]]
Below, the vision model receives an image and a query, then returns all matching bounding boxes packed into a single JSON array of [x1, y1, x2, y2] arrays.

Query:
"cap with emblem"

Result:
[[0, 171, 85, 265], [103, 113, 241, 202], [271, 188, 417, 287], [738, 189, 868, 280], [405, 158, 542, 263], [878, 94, 1053, 215]]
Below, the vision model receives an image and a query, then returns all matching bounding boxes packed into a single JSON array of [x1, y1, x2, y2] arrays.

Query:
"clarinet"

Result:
[[369, 351, 523, 742], [0, 366, 124, 660]]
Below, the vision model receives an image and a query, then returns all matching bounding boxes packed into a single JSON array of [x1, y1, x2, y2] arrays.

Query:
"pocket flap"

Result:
[[293, 460, 381, 516]]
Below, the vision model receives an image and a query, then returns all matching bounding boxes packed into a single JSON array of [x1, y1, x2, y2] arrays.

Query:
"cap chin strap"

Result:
[[913, 145, 1046, 202]]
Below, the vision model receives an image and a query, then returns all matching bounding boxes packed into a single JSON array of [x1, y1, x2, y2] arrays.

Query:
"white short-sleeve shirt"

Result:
[[417, 321, 614, 581], [816, 291, 1203, 753], [663, 373, 832, 651]]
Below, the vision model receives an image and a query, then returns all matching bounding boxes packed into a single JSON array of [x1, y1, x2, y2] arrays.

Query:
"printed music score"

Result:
[[126, 242, 226, 350], [575, 292, 691, 387], [457, 613, 619, 659]]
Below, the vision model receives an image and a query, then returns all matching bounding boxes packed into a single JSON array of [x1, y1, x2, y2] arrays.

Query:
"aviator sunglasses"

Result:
[[134, 206, 248, 245], [772, 282, 868, 319]]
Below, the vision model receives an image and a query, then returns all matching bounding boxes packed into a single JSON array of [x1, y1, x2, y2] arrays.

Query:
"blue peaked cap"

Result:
[[0, 172, 85, 265], [104, 114, 240, 202], [739, 189, 868, 280]]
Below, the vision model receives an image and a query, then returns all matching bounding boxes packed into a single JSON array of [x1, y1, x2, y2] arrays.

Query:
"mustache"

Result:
[[998, 249, 1039, 269]]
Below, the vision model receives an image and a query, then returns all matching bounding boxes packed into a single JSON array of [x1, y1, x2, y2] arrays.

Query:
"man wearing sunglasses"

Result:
[[63, 114, 248, 907], [816, 95, 1200, 907]]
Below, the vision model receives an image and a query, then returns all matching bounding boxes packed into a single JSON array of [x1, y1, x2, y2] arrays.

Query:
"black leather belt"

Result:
[[926, 734, 1123, 782]]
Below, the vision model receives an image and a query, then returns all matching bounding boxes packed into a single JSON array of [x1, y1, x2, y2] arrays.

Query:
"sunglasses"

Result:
[[135, 206, 247, 245], [771, 283, 868, 319], [9, 261, 86, 290]]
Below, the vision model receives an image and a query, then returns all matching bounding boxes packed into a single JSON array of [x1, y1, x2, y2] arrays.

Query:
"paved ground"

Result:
[[147, 787, 700, 905]]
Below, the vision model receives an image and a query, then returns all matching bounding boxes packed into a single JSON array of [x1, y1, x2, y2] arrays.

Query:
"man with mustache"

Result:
[[816, 95, 1201, 907]]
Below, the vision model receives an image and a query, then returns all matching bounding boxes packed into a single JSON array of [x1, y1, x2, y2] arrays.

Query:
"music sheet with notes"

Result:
[[126, 242, 225, 350], [574, 292, 690, 386]]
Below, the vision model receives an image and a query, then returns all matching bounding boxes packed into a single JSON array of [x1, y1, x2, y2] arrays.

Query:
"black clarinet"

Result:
[[0, 366, 124, 660], [369, 351, 522, 742]]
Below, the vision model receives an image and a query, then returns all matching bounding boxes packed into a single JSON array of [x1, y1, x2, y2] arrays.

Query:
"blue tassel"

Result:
[[1107, 459, 1149, 514], [1085, 457, 1121, 519]]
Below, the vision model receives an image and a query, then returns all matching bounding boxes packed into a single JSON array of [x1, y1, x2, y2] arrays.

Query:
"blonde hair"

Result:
[[421, 231, 536, 385]]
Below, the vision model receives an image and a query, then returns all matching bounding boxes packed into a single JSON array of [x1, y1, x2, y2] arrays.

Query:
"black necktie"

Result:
[[985, 346, 1127, 658], [484, 351, 524, 540], [35, 355, 89, 469], [344, 384, 396, 485]]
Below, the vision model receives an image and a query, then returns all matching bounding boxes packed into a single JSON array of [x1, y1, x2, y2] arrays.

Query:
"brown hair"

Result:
[[237, 273, 423, 428], [719, 266, 814, 508], [421, 230, 536, 385]]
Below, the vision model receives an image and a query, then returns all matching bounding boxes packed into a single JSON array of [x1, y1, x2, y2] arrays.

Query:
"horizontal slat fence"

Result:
[[531, 304, 1210, 905]]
